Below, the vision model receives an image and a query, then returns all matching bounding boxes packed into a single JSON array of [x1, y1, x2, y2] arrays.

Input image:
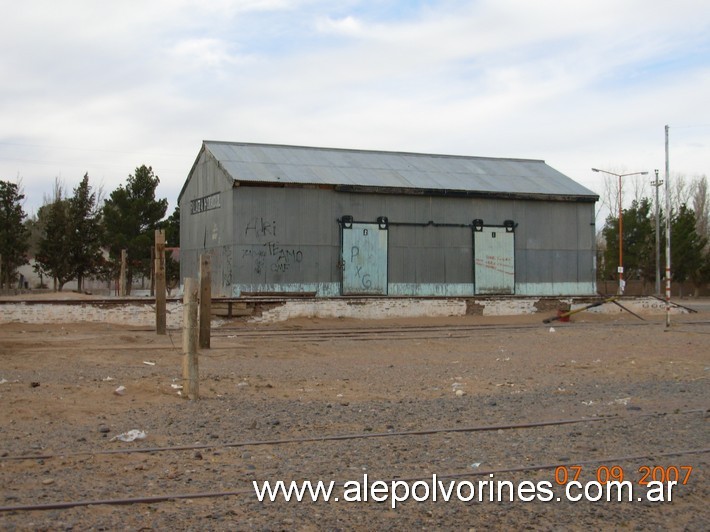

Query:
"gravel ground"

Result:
[[0, 311, 708, 530]]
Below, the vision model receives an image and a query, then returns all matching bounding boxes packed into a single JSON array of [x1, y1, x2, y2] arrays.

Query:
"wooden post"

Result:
[[182, 277, 199, 400], [119, 249, 127, 296], [155, 230, 166, 335], [199, 254, 211, 349], [149, 246, 155, 297]]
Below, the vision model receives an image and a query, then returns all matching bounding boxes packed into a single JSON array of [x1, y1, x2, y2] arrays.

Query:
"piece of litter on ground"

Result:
[[470, 462, 481, 468], [549, 327, 556, 333], [110, 429, 146, 442], [114, 385, 126, 396], [0, 378, 8, 385], [171, 383, 183, 390], [102, 377, 115, 382], [455, 389, 465, 397], [142, 361, 156, 366]]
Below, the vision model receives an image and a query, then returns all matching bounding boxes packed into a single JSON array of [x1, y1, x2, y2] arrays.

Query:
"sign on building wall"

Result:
[[190, 192, 221, 215]]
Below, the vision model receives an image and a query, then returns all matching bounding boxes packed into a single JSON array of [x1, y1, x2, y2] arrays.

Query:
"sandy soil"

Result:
[[0, 309, 708, 530]]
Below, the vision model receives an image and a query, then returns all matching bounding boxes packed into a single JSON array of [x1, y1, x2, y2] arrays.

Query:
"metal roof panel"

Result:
[[201, 141, 597, 199]]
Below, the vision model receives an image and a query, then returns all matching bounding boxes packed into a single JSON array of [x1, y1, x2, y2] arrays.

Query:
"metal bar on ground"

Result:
[[542, 297, 616, 324]]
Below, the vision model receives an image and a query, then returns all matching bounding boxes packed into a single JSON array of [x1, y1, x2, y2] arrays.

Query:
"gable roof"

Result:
[[181, 141, 598, 203]]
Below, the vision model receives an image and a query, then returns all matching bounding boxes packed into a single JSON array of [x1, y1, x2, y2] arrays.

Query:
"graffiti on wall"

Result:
[[245, 217, 277, 238], [243, 217, 304, 275], [474, 255, 514, 276], [222, 245, 233, 286]]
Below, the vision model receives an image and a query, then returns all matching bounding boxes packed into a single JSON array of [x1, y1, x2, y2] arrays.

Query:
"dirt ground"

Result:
[[0, 306, 708, 530]]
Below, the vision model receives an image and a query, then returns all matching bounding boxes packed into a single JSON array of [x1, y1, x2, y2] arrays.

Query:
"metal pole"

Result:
[[592, 168, 648, 295], [665, 125, 671, 327], [651, 169, 663, 295], [618, 173, 624, 294]]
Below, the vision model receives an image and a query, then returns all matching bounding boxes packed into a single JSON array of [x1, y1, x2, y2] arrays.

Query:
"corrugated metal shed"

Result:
[[190, 141, 597, 201]]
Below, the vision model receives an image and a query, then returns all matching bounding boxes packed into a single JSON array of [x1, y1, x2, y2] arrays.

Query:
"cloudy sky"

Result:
[[2, 0, 709, 217]]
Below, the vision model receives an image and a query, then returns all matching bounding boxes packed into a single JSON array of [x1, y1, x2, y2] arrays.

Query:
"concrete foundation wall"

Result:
[[0, 301, 184, 328], [0, 297, 687, 326]]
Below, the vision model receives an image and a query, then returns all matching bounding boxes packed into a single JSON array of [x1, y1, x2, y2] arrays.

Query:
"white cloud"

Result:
[[1, 0, 709, 216], [315, 15, 363, 36], [169, 38, 254, 72]]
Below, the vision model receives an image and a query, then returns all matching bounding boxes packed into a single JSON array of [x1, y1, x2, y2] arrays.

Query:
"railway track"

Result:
[[1, 408, 707, 513], [211, 319, 710, 341]]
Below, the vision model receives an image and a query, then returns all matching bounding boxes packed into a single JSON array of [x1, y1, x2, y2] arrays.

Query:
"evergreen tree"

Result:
[[0, 180, 29, 288], [68, 174, 104, 291], [161, 205, 181, 291], [35, 196, 74, 291], [671, 204, 707, 295], [623, 199, 655, 288], [162, 205, 180, 248], [102, 165, 168, 293]]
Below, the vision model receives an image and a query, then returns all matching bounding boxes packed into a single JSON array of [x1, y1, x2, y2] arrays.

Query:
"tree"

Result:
[[623, 199, 655, 289], [162, 205, 180, 248], [671, 204, 707, 296], [0, 180, 29, 289], [102, 165, 168, 293], [161, 205, 181, 292], [69, 174, 104, 291], [35, 195, 74, 291], [692, 175, 709, 248]]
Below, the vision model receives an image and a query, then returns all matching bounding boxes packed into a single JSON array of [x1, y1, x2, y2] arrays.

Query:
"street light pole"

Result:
[[592, 167, 649, 295], [651, 169, 663, 295]]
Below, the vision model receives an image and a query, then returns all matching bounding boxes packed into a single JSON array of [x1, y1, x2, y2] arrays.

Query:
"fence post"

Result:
[[199, 254, 211, 349], [182, 277, 199, 400], [119, 249, 127, 296], [155, 230, 166, 335]]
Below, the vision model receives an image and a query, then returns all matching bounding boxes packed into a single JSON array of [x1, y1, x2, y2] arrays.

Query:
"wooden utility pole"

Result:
[[182, 277, 199, 400], [119, 249, 127, 296], [155, 230, 166, 335], [199, 254, 211, 349]]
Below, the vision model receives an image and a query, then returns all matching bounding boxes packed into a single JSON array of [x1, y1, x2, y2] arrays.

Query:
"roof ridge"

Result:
[[202, 140, 546, 164]]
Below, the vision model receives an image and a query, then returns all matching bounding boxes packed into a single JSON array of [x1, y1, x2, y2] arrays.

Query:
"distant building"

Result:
[[178, 142, 598, 297]]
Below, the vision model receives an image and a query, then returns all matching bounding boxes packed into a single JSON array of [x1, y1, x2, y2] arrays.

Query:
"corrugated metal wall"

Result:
[[180, 179, 596, 296], [180, 149, 236, 296]]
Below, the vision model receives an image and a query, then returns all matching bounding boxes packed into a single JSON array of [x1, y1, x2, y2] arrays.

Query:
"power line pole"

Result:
[[665, 125, 672, 328], [651, 169, 663, 295]]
